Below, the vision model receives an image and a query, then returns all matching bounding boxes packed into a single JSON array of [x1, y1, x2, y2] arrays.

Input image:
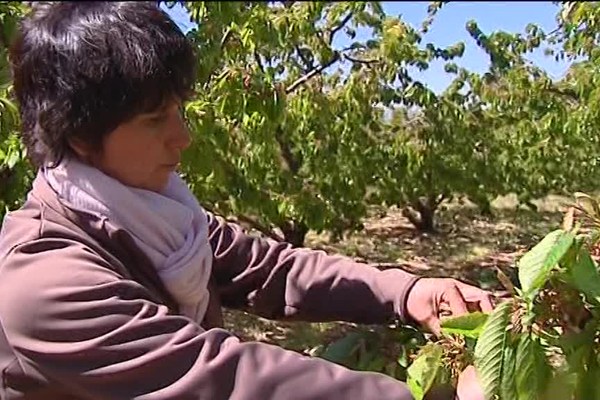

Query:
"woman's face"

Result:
[[73, 98, 192, 193]]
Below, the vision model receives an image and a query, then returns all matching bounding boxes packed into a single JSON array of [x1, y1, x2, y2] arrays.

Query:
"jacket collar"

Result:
[[30, 169, 180, 313]]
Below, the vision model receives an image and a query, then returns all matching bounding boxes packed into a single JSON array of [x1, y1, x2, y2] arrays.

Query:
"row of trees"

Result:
[[0, 2, 32, 218], [1, 1, 600, 247], [177, 1, 600, 246]]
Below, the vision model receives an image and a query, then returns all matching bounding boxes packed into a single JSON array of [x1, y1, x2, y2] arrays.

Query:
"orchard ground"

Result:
[[222, 193, 571, 356]]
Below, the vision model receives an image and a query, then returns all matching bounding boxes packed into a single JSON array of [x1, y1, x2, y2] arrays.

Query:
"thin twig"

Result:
[[220, 26, 233, 47], [274, 126, 301, 174], [285, 52, 340, 94], [203, 204, 284, 242], [341, 43, 367, 52], [236, 214, 284, 242], [254, 51, 265, 73], [327, 12, 354, 44], [343, 54, 380, 65], [203, 28, 235, 88], [295, 45, 313, 72], [545, 85, 579, 102]]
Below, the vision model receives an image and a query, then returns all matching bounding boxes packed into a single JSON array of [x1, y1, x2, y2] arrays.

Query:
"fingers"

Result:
[[443, 284, 469, 317], [409, 278, 497, 338], [430, 284, 469, 337], [456, 281, 496, 313], [478, 294, 495, 312]]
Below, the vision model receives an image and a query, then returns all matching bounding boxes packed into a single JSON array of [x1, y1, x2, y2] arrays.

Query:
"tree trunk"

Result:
[[0, 167, 11, 199], [280, 220, 309, 248], [474, 196, 494, 218], [416, 204, 435, 232], [403, 195, 445, 233], [479, 201, 494, 218], [403, 205, 435, 233]]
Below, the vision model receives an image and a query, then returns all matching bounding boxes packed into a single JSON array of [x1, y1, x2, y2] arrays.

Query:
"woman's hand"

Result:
[[406, 278, 495, 335], [456, 366, 485, 400]]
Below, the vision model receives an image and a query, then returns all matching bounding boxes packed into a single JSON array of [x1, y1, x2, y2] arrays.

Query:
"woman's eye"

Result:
[[148, 114, 166, 124]]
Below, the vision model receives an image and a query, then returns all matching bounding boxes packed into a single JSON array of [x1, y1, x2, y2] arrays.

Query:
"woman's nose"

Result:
[[170, 114, 192, 151]]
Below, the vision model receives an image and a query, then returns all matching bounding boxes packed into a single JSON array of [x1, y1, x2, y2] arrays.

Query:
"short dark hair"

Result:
[[10, 1, 196, 168]]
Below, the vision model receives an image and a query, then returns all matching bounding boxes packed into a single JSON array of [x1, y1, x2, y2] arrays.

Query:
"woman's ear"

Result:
[[67, 137, 92, 162]]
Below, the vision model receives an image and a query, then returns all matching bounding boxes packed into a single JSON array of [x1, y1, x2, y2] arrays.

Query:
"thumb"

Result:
[[429, 318, 442, 337]]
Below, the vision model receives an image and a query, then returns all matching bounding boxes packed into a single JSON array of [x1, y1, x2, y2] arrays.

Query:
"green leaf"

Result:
[[407, 343, 444, 400], [500, 341, 518, 400], [385, 361, 398, 379], [444, 62, 458, 74], [474, 300, 512, 400], [560, 319, 597, 366], [516, 334, 548, 400], [357, 341, 375, 370], [365, 355, 386, 372], [575, 350, 600, 400], [570, 248, 600, 304], [0, 97, 18, 119], [397, 345, 409, 368], [277, 200, 288, 216], [517, 229, 575, 296], [319, 332, 366, 365], [440, 311, 489, 338], [2, 16, 16, 45], [542, 368, 577, 400], [5, 150, 19, 169]]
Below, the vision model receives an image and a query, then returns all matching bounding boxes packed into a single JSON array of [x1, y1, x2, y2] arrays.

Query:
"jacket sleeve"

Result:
[[206, 212, 421, 325], [0, 238, 414, 400]]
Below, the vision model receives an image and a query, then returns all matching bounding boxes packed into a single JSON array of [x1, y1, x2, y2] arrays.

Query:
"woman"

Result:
[[0, 2, 491, 399]]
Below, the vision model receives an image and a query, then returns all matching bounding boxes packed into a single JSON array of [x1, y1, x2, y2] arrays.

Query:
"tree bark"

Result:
[[403, 195, 445, 233], [471, 194, 494, 218], [279, 220, 309, 248], [285, 51, 341, 94], [0, 167, 11, 199], [478, 198, 494, 218]]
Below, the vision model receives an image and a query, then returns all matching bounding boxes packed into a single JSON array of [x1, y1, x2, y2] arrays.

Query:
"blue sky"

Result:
[[163, 1, 571, 93]]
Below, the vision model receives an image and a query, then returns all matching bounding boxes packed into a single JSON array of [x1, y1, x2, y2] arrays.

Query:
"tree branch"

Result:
[[343, 54, 380, 65], [236, 214, 284, 242], [203, 28, 235, 88], [545, 25, 562, 39], [295, 45, 314, 72], [202, 202, 284, 242], [274, 126, 301, 174], [254, 50, 265, 73], [0, 29, 6, 50], [327, 12, 354, 45], [545, 85, 579, 103], [220, 26, 233, 48], [285, 52, 341, 94], [0, 168, 11, 199]]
